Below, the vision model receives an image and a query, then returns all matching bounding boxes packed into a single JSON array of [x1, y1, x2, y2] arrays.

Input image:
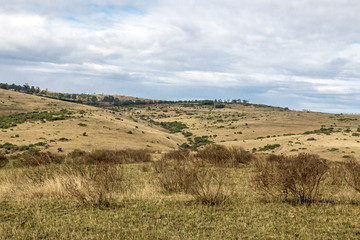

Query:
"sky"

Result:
[[0, 0, 359, 113]]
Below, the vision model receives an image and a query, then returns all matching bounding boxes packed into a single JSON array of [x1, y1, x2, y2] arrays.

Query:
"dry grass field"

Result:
[[1, 88, 360, 239], [0, 89, 183, 153]]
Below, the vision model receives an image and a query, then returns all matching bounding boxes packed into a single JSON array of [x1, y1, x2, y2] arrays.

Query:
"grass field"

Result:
[[0, 150, 360, 239], [1, 88, 360, 239]]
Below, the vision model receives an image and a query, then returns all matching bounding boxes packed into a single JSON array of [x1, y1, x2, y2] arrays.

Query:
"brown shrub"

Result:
[[163, 149, 191, 161], [153, 158, 231, 205], [254, 153, 329, 205], [189, 167, 230, 205], [152, 158, 196, 193], [343, 157, 360, 192], [0, 153, 9, 169], [67, 149, 87, 159], [60, 163, 124, 207], [195, 145, 255, 167], [14, 151, 65, 167], [24, 165, 59, 184], [85, 149, 152, 164]]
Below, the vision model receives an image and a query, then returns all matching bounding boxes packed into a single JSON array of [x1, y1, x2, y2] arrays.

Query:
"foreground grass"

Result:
[[1, 150, 360, 239], [1, 198, 360, 239]]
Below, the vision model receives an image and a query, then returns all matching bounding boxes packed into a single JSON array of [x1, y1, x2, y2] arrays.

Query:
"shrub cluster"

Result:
[[0, 110, 73, 129], [0, 153, 9, 168], [70, 149, 152, 164], [253, 153, 329, 205], [180, 136, 214, 151], [14, 151, 65, 167], [343, 157, 360, 193], [0, 142, 49, 153], [153, 157, 230, 205], [60, 163, 124, 207], [162, 149, 191, 161], [195, 145, 255, 167]]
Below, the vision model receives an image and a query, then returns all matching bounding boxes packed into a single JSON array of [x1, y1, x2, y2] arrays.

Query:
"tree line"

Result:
[[0, 82, 253, 108]]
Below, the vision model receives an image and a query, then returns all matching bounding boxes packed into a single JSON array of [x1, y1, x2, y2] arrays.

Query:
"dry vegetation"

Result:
[[1, 88, 360, 238]]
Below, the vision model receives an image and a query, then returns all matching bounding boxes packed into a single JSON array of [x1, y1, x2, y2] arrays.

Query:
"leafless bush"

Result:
[[60, 163, 124, 207], [153, 158, 231, 205], [153, 158, 196, 193], [77, 149, 152, 164], [14, 151, 65, 167], [254, 153, 329, 205], [327, 161, 345, 186], [343, 157, 360, 192], [23, 165, 59, 184], [0, 153, 9, 168], [67, 149, 87, 159], [189, 167, 230, 205], [195, 145, 255, 167], [163, 149, 191, 161]]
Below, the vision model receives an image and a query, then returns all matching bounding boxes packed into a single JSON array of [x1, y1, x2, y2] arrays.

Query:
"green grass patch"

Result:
[[258, 144, 281, 151], [0, 109, 73, 129]]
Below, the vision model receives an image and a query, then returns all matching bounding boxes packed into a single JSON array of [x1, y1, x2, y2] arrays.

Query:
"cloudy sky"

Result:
[[0, 0, 359, 113]]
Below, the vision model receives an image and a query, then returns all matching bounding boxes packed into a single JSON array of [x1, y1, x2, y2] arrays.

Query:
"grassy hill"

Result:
[[0, 89, 183, 153], [1, 88, 359, 160]]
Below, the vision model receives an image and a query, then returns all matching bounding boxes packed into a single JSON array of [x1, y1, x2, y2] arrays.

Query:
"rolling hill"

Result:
[[1, 87, 360, 161]]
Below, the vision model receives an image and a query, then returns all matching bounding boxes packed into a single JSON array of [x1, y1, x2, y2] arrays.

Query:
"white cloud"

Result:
[[0, 0, 359, 112]]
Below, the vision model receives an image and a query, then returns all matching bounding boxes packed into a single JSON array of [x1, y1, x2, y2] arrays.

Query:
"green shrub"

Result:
[[0, 110, 73, 129], [181, 136, 214, 151], [258, 144, 280, 151], [158, 121, 188, 133], [58, 138, 70, 142]]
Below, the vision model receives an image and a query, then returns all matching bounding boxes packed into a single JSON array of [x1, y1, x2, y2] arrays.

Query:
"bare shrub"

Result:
[[153, 158, 231, 205], [343, 157, 360, 192], [195, 145, 255, 167], [67, 149, 87, 159], [139, 162, 151, 172], [163, 149, 191, 161], [60, 163, 124, 207], [189, 167, 230, 205], [152, 158, 196, 193], [14, 151, 65, 167], [0, 153, 9, 168], [119, 149, 152, 163], [254, 153, 329, 205], [82, 149, 152, 164], [327, 161, 345, 186], [23, 165, 58, 184]]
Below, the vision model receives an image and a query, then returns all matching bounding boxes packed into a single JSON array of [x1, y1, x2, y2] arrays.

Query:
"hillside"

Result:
[[0, 89, 183, 153], [1, 88, 360, 160]]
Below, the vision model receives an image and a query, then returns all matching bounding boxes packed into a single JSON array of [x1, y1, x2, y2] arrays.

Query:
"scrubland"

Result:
[[1, 88, 360, 239]]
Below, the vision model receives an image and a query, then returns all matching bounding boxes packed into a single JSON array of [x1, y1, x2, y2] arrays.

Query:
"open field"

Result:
[[0, 149, 360, 239], [1, 88, 360, 239]]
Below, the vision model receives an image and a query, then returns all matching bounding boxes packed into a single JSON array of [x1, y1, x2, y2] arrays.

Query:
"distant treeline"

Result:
[[0, 82, 288, 110]]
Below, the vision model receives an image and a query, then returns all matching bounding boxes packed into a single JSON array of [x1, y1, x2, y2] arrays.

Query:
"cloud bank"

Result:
[[0, 0, 359, 113]]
